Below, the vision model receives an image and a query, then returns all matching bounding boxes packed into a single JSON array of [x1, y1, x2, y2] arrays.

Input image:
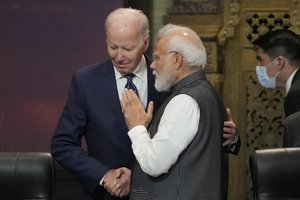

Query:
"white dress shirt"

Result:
[[128, 94, 200, 177], [114, 55, 148, 108], [286, 67, 299, 94]]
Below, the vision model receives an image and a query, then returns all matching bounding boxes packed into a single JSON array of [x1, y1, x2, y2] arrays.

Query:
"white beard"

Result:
[[153, 70, 175, 92]]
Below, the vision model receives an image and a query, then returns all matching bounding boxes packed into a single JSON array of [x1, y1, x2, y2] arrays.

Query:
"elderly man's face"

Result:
[[106, 23, 149, 76], [150, 38, 177, 92]]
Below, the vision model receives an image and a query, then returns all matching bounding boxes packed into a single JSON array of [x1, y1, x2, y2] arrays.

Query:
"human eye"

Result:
[[109, 45, 118, 50], [152, 53, 159, 61], [123, 47, 134, 52]]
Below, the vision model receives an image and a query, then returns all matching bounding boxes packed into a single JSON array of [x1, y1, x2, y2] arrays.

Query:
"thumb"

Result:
[[226, 108, 232, 121], [120, 167, 131, 175], [146, 101, 154, 119], [144, 101, 154, 128], [114, 168, 123, 178]]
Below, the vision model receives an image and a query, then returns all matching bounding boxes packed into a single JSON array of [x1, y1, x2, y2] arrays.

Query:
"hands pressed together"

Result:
[[103, 167, 131, 198]]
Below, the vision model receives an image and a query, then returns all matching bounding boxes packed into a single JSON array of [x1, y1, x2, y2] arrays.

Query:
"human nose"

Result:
[[150, 61, 156, 70], [115, 49, 125, 61]]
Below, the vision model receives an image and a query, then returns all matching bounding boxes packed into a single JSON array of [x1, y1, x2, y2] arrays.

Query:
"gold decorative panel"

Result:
[[244, 11, 292, 46], [246, 72, 284, 150], [167, 0, 221, 14], [217, 1, 240, 46], [204, 41, 218, 73]]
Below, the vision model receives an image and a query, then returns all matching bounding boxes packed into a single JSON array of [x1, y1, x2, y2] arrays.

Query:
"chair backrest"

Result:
[[54, 161, 85, 200], [249, 148, 300, 200], [0, 152, 54, 200]]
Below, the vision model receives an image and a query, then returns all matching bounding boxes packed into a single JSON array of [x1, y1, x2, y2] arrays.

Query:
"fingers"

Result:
[[120, 167, 131, 176], [104, 180, 120, 196], [223, 110, 238, 146], [121, 89, 131, 107], [114, 168, 123, 179], [122, 89, 138, 102], [145, 101, 154, 127], [109, 182, 122, 197], [223, 125, 235, 134], [121, 89, 143, 112], [103, 168, 131, 198], [121, 89, 151, 129], [108, 173, 130, 198], [147, 101, 154, 116], [222, 137, 232, 146]]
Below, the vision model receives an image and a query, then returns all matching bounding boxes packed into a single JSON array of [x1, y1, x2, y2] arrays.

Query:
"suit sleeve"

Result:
[[50, 72, 108, 194], [225, 129, 241, 155], [287, 90, 300, 116]]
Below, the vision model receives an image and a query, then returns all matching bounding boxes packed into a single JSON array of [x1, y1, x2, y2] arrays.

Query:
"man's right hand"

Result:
[[103, 167, 131, 198]]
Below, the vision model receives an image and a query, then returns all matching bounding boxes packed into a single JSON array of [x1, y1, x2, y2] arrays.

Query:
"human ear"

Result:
[[276, 56, 285, 70], [174, 52, 183, 69], [142, 35, 150, 53]]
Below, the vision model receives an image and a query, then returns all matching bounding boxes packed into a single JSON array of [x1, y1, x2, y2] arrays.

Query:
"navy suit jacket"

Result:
[[51, 58, 163, 200], [284, 68, 300, 117]]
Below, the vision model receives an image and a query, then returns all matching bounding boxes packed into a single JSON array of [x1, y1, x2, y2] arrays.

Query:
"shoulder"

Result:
[[76, 59, 112, 77], [286, 111, 300, 125], [167, 94, 198, 108]]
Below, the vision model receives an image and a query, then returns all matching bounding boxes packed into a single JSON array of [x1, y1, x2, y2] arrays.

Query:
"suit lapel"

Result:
[[99, 60, 127, 130]]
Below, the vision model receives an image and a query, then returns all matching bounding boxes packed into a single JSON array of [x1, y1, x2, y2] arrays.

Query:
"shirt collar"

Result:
[[286, 67, 299, 94], [114, 55, 147, 80]]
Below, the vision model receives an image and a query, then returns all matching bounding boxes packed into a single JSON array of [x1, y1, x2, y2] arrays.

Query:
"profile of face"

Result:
[[150, 37, 177, 92], [255, 49, 282, 89]]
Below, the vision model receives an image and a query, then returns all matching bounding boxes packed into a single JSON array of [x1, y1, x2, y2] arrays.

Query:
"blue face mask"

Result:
[[255, 60, 281, 89]]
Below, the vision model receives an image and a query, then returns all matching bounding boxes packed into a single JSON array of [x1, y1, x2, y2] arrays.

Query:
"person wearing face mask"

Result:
[[253, 29, 300, 147], [256, 58, 282, 89]]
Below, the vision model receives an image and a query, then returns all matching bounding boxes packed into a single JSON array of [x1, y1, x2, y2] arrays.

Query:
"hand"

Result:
[[103, 167, 131, 198], [121, 89, 153, 129], [223, 108, 238, 147]]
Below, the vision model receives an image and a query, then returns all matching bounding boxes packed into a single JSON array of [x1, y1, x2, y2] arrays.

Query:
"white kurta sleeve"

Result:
[[128, 94, 200, 177]]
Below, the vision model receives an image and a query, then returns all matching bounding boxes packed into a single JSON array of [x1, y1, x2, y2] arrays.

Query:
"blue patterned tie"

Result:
[[125, 73, 139, 96]]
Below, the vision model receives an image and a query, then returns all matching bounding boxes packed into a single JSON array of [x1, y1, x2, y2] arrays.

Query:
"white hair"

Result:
[[105, 8, 149, 38], [157, 24, 207, 69]]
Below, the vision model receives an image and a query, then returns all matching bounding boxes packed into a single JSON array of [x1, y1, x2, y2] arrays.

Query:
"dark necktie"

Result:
[[125, 73, 139, 96]]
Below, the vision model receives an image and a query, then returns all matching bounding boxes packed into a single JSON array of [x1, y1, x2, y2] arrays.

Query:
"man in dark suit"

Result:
[[253, 29, 300, 117], [51, 8, 239, 200], [51, 8, 154, 200], [283, 111, 300, 147], [252, 29, 300, 147]]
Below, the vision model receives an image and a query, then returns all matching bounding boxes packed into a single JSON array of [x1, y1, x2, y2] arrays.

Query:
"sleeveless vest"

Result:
[[129, 71, 228, 200]]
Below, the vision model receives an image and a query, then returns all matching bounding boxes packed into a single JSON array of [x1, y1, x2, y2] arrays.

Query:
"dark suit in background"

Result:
[[51, 59, 161, 200], [283, 111, 300, 147], [284, 69, 300, 117]]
